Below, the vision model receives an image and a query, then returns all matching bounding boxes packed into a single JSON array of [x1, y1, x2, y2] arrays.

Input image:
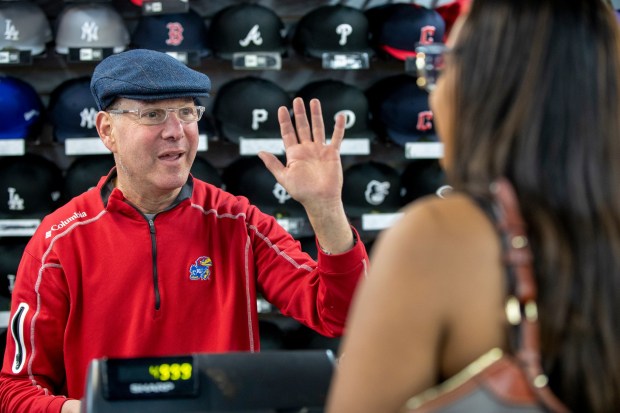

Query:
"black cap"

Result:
[[342, 161, 402, 218], [191, 156, 222, 188], [400, 159, 445, 204], [64, 155, 115, 200], [48, 76, 99, 142], [0, 237, 28, 300]]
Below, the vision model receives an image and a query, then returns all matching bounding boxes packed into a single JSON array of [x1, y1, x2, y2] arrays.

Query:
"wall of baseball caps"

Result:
[[0, 0, 463, 345]]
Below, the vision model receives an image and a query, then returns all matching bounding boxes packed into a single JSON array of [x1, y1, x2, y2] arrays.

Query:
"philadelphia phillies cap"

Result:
[[295, 79, 373, 140], [367, 74, 437, 146], [131, 9, 210, 57], [48, 76, 99, 142], [400, 159, 445, 204], [366, 3, 445, 61], [208, 3, 287, 60], [0, 154, 63, 219], [213, 76, 290, 144], [191, 156, 222, 188], [0, 237, 28, 299], [342, 161, 402, 218], [292, 5, 374, 59], [90, 48, 212, 110], [64, 155, 115, 200], [0, 76, 44, 140], [0, 1, 52, 55], [55, 3, 130, 55]]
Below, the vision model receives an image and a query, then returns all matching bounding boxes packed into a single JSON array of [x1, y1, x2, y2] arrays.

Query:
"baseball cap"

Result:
[[48, 76, 99, 142], [90, 48, 211, 111], [191, 156, 222, 188], [213, 76, 290, 144], [366, 3, 445, 61], [295, 79, 373, 140], [64, 155, 115, 200], [400, 159, 446, 204], [0, 76, 44, 140], [208, 3, 287, 60], [54, 3, 130, 55], [0, 237, 28, 300], [0, 154, 63, 219], [367, 74, 437, 146], [292, 5, 374, 59], [131, 9, 210, 57], [0, 1, 52, 55], [342, 161, 402, 219]]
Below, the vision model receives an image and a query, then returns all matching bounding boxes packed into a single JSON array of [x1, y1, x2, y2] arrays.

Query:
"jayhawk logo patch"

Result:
[[189, 256, 213, 281]]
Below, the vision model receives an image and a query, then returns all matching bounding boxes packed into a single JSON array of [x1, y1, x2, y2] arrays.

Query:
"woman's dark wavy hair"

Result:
[[448, 0, 620, 410]]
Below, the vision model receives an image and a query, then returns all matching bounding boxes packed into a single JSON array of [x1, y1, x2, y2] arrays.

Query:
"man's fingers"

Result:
[[292, 97, 312, 143], [257, 151, 285, 183], [330, 112, 345, 150], [278, 106, 298, 149], [310, 99, 326, 144]]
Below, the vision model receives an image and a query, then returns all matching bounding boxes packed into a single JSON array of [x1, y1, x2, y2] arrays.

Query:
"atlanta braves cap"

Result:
[[367, 74, 437, 146], [0, 1, 52, 55], [55, 3, 130, 55], [208, 3, 287, 60], [342, 160, 402, 218], [191, 156, 222, 188], [90, 48, 211, 110], [213, 76, 290, 144], [0, 76, 44, 140], [64, 155, 115, 200], [0, 154, 63, 219], [0, 236, 28, 299], [292, 5, 374, 59], [48, 76, 99, 142], [295, 79, 373, 140], [400, 159, 445, 204], [131, 9, 210, 57], [366, 3, 445, 61]]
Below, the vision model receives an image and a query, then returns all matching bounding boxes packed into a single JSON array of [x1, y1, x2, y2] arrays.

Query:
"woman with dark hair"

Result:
[[326, 0, 620, 412]]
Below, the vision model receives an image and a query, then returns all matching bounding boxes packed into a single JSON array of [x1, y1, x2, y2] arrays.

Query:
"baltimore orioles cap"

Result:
[[0, 76, 44, 140], [342, 160, 402, 218], [48, 76, 99, 142], [0, 1, 52, 55]]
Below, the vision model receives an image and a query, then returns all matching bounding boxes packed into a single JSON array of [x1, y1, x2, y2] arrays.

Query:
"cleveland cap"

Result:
[[0, 1, 52, 55], [55, 3, 130, 55], [342, 160, 402, 218], [0, 76, 44, 140], [90, 48, 211, 110], [208, 3, 287, 60], [400, 159, 445, 204], [213, 76, 289, 144], [48, 76, 99, 142], [64, 155, 115, 200]]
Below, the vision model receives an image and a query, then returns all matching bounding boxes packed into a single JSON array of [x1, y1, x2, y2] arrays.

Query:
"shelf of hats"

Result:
[[0, 0, 469, 326]]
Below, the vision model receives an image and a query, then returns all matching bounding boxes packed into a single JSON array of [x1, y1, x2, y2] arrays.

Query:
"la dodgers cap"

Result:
[[295, 79, 373, 140], [55, 3, 130, 55], [90, 48, 211, 111], [213, 76, 290, 144], [208, 3, 287, 60], [131, 9, 210, 57], [0, 237, 28, 300], [366, 3, 445, 61], [0, 76, 44, 140], [64, 155, 115, 200], [367, 74, 437, 146], [0, 1, 52, 55], [191, 156, 222, 188], [48, 76, 99, 142], [0, 154, 63, 219], [400, 159, 446, 204], [342, 161, 402, 218], [292, 5, 374, 59]]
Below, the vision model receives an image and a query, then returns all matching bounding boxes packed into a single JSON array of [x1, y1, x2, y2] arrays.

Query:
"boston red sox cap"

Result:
[[0, 237, 28, 300], [400, 159, 446, 204], [295, 79, 373, 140], [213, 76, 290, 144], [131, 9, 210, 57], [48, 76, 99, 142], [292, 5, 374, 59], [0, 154, 63, 219], [55, 3, 130, 55], [0, 1, 52, 55], [367, 74, 437, 146], [64, 155, 115, 200], [191, 156, 222, 188], [208, 3, 287, 60], [0, 76, 44, 140], [342, 160, 402, 219]]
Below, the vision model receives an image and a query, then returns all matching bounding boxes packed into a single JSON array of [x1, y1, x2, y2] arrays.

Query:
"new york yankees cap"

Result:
[[367, 74, 437, 146], [55, 3, 130, 55], [0, 154, 63, 219], [48, 76, 99, 142], [64, 155, 115, 200], [342, 160, 402, 219], [90, 49, 211, 111], [0, 76, 44, 140], [0, 1, 52, 55], [366, 3, 446, 61], [208, 3, 287, 60], [292, 5, 374, 59], [400, 159, 446, 205], [213, 76, 290, 144], [0, 237, 28, 300], [131, 9, 210, 57], [191, 156, 222, 188], [295, 79, 373, 140]]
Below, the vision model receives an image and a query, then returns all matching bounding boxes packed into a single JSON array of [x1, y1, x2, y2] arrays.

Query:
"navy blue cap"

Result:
[[90, 48, 211, 110], [49, 76, 99, 142]]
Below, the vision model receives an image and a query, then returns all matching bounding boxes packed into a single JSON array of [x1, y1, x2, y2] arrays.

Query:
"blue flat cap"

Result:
[[90, 49, 211, 110]]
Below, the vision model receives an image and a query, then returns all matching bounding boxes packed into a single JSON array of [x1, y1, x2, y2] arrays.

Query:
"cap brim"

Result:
[[385, 127, 438, 147]]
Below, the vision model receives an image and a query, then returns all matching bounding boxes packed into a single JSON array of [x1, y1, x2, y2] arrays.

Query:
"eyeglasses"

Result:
[[107, 106, 206, 125], [415, 43, 449, 93]]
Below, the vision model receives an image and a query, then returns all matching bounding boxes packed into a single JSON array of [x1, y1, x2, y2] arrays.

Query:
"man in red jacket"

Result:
[[0, 49, 368, 413]]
